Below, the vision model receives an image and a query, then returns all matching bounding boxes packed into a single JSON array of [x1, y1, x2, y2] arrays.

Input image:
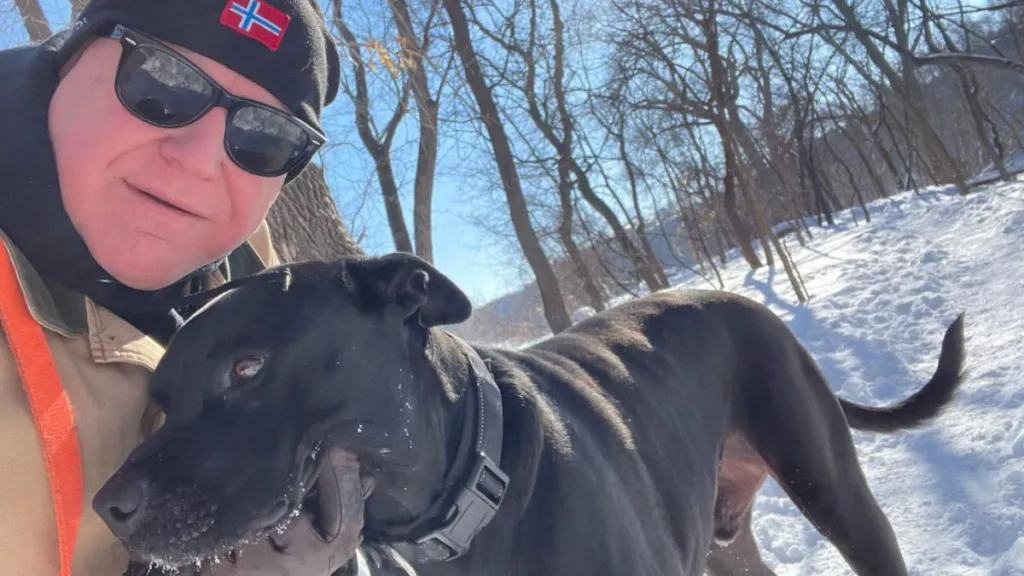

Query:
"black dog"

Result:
[[94, 253, 966, 575]]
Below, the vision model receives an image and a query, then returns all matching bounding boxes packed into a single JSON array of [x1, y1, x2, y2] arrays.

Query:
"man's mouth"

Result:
[[126, 181, 200, 218]]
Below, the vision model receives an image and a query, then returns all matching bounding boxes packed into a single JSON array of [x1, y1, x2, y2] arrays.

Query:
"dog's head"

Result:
[[93, 253, 473, 568]]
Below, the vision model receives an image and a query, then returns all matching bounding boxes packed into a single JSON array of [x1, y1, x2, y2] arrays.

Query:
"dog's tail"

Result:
[[838, 314, 966, 433]]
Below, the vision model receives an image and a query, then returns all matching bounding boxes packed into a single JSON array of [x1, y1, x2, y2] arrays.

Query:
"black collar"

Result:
[[386, 340, 509, 564]]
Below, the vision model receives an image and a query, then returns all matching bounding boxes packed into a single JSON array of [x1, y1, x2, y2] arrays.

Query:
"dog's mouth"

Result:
[[295, 445, 378, 544], [118, 447, 374, 571], [213, 447, 374, 567]]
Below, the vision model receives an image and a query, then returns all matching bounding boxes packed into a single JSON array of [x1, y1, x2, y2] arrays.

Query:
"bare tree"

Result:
[[443, 0, 572, 333], [332, 0, 414, 254], [15, 0, 50, 42], [824, 0, 972, 194], [389, 0, 448, 263], [610, 0, 766, 269], [471, 0, 670, 293], [557, 158, 607, 311], [69, 0, 88, 21], [329, 0, 453, 261], [602, 109, 671, 288], [918, 0, 1010, 179]]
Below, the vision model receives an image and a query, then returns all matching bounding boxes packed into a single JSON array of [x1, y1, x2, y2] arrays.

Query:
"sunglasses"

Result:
[[107, 24, 326, 178]]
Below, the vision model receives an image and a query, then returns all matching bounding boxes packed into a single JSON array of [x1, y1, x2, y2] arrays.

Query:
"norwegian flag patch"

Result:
[[220, 0, 291, 52]]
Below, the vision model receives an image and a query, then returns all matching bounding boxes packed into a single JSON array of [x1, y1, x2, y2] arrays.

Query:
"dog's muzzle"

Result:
[[94, 448, 372, 570]]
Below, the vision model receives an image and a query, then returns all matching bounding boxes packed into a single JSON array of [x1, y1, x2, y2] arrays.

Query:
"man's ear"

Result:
[[345, 253, 472, 327]]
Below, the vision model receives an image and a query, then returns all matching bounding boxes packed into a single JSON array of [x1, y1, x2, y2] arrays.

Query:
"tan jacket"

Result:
[[0, 224, 280, 575]]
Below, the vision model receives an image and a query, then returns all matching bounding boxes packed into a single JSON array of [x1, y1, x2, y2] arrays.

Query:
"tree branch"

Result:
[[913, 52, 1024, 75]]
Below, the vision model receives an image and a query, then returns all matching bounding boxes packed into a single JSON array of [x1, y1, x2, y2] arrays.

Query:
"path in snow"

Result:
[[656, 183, 1024, 575]]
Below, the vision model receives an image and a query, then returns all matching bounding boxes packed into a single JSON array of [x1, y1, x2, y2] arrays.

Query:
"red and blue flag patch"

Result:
[[220, 0, 291, 52]]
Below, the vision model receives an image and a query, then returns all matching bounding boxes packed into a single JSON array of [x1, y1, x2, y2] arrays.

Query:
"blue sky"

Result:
[[1, 0, 516, 304]]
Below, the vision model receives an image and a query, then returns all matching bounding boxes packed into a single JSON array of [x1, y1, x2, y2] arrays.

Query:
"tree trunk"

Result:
[[960, 71, 1010, 180], [332, 4, 415, 255], [666, 161, 724, 289], [268, 164, 366, 262], [411, 104, 439, 262], [755, 24, 818, 236], [443, 0, 571, 334], [389, 0, 442, 262], [613, 118, 669, 289], [822, 125, 872, 223], [714, 219, 730, 265], [558, 171, 605, 313], [866, 119, 903, 194], [15, 0, 51, 42], [373, 154, 415, 254], [724, 23, 805, 300], [806, 131, 836, 226], [705, 3, 761, 269], [719, 86, 777, 267], [736, 161, 775, 267], [771, 233, 808, 304], [721, 141, 762, 269], [69, 0, 89, 21]]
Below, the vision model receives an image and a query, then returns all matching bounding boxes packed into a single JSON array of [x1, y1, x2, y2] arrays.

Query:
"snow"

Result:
[[640, 182, 1024, 575]]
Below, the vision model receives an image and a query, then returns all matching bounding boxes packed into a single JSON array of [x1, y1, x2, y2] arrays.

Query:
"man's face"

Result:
[[48, 36, 288, 291]]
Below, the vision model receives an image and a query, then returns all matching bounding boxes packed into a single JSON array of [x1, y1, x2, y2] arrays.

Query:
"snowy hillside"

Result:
[[637, 182, 1024, 575]]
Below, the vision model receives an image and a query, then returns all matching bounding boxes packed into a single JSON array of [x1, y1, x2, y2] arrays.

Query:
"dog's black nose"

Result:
[[93, 469, 150, 537]]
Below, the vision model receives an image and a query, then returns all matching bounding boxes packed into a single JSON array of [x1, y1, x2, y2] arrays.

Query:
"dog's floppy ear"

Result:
[[345, 253, 472, 327]]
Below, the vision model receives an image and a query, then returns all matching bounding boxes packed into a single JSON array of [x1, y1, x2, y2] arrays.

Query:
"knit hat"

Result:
[[57, 0, 341, 140]]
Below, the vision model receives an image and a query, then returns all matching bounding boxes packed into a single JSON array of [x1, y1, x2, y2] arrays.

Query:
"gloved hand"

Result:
[[126, 449, 369, 576]]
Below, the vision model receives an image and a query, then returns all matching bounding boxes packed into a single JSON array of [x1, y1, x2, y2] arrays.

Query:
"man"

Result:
[[0, 0, 366, 573]]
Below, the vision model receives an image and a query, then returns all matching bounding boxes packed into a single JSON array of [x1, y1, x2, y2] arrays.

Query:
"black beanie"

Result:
[[57, 0, 341, 139]]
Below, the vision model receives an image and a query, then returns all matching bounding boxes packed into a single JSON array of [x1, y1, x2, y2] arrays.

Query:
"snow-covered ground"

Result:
[[638, 182, 1024, 575]]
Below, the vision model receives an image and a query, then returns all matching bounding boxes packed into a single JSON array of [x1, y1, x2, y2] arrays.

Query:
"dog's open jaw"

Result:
[[117, 447, 371, 572]]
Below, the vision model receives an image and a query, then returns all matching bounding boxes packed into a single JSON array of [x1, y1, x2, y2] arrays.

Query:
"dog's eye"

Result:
[[232, 357, 265, 380]]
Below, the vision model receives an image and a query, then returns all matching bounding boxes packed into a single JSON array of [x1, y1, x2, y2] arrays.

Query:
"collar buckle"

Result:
[[399, 451, 509, 562]]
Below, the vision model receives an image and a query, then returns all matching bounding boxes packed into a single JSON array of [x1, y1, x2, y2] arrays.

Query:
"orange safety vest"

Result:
[[0, 240, 83, 576]]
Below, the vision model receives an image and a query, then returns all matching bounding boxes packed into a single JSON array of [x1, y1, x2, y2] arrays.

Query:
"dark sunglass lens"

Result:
[[226, 106, 309, 175], [118, 46, 214, 126]]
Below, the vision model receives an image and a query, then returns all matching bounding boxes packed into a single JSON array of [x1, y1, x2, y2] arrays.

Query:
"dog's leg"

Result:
[[746, 346, 908, 576], [704, 434, 776, 576], [705, 507, 777, 576]]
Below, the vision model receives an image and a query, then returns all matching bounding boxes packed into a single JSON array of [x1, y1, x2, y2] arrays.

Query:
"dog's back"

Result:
[[462, 288, 964, 576], [460, 290, 771, 574]]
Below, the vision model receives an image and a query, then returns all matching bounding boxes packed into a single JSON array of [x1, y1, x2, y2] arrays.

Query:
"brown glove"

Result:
[[127, 449, 368, 576]]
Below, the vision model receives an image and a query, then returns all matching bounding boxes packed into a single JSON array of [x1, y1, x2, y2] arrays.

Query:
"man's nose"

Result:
[[159, 109, 226, 179], [93, 467, 152, 540]]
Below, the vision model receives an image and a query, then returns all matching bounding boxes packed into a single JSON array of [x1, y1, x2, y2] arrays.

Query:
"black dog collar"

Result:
[[389, 342, 509, 563]]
